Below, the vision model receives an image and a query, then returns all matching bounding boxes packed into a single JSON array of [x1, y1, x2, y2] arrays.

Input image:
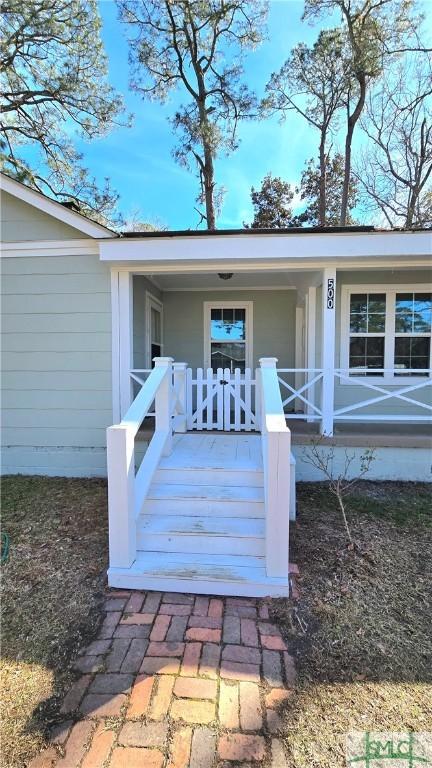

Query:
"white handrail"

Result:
[[259, 358, 291, 580], [107, 357, 174, 569]]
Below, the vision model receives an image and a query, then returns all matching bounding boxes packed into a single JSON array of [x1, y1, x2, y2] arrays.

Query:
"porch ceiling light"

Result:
[[218, 272, 233, 280]]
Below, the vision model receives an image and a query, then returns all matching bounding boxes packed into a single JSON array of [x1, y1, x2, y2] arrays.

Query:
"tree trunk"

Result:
[[319, 134, 326, 226], [340, 75, 366, 227], [203, 141, 216, 230], [405, 186, 418, 228]]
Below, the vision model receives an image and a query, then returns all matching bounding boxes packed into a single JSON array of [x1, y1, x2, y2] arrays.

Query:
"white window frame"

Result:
[[204, 300, 253, 371], [340, 284, 432, 385], [145, 291, 163, 367]]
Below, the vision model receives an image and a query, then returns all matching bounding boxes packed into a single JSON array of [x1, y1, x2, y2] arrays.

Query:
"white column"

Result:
[[320, 267, 336, 436], [111, 269, 121, 424], [154, 357, 174, 455], [294, 305, 304, 413], [306, 286, 317, 422], [173, 362, 187, 433], [107, 423, 135, 569], [259, 358, 291, 579], [119, 271, 134, 419]]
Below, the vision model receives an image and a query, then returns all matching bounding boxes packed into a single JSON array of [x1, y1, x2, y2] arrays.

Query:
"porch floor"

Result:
[[137, 420, 431, 448]]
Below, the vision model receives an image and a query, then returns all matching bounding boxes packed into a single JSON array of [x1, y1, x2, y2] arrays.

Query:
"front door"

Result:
[[204, 301, 253, 373]]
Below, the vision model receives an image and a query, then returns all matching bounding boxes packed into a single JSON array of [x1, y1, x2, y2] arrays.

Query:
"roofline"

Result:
[[121, 225, 376, 237], [0, 172, 118, 239], [120, 225, 432, 238]]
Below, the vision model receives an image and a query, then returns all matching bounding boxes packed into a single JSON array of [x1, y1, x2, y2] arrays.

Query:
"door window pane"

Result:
[[211, 308, 245, 341], [211, 342, 245, 373]]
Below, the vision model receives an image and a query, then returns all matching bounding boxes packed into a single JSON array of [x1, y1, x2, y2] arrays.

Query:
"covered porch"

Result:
[[110, 262, 432, 440], [102, 229, 431, 595]]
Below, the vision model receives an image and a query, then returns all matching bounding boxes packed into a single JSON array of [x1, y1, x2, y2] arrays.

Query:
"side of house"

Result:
[[1, 180, 115, 476]]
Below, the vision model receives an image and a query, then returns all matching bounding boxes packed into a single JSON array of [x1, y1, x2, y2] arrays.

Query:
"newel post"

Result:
[[320, 267, 336, 436], [173, 362, 188, 433], [107, 423, 136, 568], [259, 358, 291, 579], [154, 357, 174, 455]]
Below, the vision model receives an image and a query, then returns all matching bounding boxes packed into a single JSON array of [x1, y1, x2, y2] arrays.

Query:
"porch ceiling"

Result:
[[143, 270, 318, 291]]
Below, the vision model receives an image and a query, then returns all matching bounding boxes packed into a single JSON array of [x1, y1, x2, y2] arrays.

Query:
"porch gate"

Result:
[[186, 367, 258, 432]]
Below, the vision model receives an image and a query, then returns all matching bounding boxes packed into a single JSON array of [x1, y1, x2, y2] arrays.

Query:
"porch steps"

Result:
[[108, 551, 289, 598], [109, 433, 289, 597], [137, 515, 265, 556]]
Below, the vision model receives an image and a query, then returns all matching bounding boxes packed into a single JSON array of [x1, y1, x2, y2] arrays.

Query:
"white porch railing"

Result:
[[277, 367, 432, 435], [107, 357, 176, 569], [259, 358, 291, 579], [277, 368, 324, 421], [333, 369, 432, 422]]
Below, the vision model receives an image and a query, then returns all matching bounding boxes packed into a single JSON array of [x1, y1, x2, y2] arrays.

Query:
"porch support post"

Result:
[[320, 267, 336, 436], [294, 305, 304, 413], [118, 271, 134, 419], [259, 357, 291, 580], [306, 286, 317, 422], [154, 357, 174, 455], [173, 362, 187, 433], [107, 423, 136, 569]]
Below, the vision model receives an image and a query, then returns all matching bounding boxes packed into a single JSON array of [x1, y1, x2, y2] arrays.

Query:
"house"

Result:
[[1, 173, 431, 596]]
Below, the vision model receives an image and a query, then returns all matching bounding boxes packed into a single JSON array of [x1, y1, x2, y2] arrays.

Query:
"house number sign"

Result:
[[327, 278, 335, 309]]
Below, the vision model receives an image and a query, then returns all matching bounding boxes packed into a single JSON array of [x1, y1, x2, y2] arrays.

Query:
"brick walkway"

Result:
[[31, 590, 296, 768]]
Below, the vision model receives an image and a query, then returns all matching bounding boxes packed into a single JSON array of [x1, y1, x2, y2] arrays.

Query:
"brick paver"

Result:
[[43, 588, 297, 767]]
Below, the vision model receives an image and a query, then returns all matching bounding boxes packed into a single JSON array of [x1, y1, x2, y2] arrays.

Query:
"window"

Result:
[[204, 302, 252, 373], [349, 293, 386, 375], [342, 287, 431, 380], [394, 293, 431, 376], [146, 294, 163, 367]]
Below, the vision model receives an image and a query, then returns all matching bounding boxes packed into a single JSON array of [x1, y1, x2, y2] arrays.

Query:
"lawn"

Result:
[[1, 476, 109, 768], [273, 481, 432, 767], [1, 476, 431, 768]]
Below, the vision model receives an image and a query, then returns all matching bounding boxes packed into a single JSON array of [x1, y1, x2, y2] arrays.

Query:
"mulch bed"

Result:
[[271, 481, 432, 767]]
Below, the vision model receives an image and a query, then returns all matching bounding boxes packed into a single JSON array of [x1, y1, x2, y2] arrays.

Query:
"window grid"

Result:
[[342, 287, 432, 381]]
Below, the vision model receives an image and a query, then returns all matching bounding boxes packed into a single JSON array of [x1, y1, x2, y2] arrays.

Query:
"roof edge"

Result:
[[0, 172, 118, 239]]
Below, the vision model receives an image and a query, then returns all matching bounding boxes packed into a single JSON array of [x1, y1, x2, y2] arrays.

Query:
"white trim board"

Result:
[[104, 258, 431, 273], [1, 173, 115, 239], [159, 285, 297, 292], [1, 239, 101, 257], [99, 230, 432, 263]]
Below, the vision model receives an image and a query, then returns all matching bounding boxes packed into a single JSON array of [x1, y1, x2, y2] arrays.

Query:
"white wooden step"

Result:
[[108, 551, 289, 598], [142, 497, 265, 519], [137, 515, 265, 556], [154, 467, 263, 487], [147, 483, 264, 503]]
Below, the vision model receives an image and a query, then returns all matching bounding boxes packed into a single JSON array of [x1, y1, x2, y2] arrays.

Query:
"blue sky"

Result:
[[80, 1, 339, 229]]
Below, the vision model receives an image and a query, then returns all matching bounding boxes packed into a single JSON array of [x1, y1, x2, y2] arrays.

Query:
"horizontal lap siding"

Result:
[[163, 290, 296, 370], [1, 254, 112, 476]]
